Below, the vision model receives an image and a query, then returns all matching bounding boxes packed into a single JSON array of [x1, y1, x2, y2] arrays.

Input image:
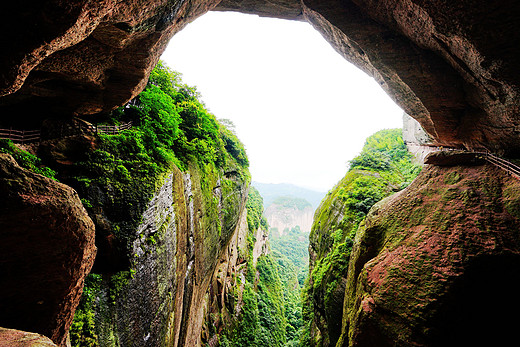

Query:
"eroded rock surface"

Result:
[[77, 159, 250, 346], [0, 327, 57, 347], [0, 154, 96, 346], [0, 0, 222, 119], [339, 163, 520, 346], [1, 1, 520, 154]]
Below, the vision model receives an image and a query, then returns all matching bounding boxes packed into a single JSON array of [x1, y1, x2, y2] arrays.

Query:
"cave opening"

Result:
[[161, 11, 405, 193]]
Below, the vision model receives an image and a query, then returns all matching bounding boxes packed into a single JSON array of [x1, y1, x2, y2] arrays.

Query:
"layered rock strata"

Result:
[[80, 161, 250, 346], [265, 203, 315, 235]]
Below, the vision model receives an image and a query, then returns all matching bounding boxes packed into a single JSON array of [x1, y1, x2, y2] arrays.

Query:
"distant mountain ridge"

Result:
[[252, 182, 326, 209]]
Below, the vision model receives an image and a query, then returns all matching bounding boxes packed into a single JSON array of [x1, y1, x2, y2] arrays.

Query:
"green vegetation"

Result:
[[70, 274, 102, 347], [0, 139, 57, 179], [220, 187, 287, 346], [246, 187, 269, 234], [68, 61, 250, 346], [301, 129, 421, 346], [68, 60, 249, 261], [270, 226, 310, 345], [224, 130, 417, 346], [222, 190, 311, 346], [222, 254, 286, 347]]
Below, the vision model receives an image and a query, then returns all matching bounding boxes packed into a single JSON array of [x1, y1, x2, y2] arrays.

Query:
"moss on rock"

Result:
[[338, 163, 520, 347]]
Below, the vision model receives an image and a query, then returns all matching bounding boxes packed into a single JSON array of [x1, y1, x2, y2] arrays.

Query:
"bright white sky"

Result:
[[162, 12, 403, 192]]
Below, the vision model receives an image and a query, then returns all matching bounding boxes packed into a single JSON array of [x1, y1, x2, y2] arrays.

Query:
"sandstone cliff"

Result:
[[2, 2, 520, 346], [303, 129, 420, 346], [2, 1, 520, 155], [265, 196, 315, 236], [71, 161, 250, 347], [201, 187, 271, 345], [339, 157, 520, 346]]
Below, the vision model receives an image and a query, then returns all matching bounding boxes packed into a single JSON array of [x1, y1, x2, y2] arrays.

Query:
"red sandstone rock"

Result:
[[424, 150, 487, 166], [0, 327, 57, 347], [0, 154, 96, 347], [0, 0, 222, 118], [339, 163, 520, 346], [215, 0, 303, 19], [3, 0, 519, 155]]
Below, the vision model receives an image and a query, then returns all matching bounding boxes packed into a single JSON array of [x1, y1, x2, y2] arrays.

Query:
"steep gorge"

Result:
[[1, 1, 520, 347]]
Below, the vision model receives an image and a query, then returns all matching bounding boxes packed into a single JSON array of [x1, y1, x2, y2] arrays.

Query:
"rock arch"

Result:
[[0, 0, 520, 154], [1, 1, 519, 154], [1, 0, 520, 154]]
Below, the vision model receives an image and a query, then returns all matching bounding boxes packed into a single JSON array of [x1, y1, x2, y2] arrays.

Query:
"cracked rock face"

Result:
[[1, 0, 520, 154], [0, 154, 96, 346]]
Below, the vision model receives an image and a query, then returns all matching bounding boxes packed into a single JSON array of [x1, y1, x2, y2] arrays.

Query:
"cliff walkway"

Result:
[[0, 119, 133, 144], [0, 128, 40, 144], [432, 147, 520, 180], [474, 151, 520, 179]]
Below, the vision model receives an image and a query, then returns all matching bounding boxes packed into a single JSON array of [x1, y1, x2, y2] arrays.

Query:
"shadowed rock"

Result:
[[0, 154, 96, 346], [0, 327, 57, 347], [1, 1, 520, 154]]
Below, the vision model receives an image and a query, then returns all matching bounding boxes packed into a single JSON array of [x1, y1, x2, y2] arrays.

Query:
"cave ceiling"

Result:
[[1, 0, 519, 154]]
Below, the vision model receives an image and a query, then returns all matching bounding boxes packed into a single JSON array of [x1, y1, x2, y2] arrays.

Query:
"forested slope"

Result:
[[302, 129, 421, 346]]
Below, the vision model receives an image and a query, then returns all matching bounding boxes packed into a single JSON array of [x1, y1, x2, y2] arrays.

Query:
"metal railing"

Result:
[[95, 121, 133, 134], [0, 128, 41, 144], [477, 152, 520, 179], [432, 147, 520, 180], [0, 120, 133, 144]]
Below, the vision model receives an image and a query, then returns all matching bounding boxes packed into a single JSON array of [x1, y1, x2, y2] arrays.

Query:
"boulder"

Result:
[[0, 154, 96, 346]]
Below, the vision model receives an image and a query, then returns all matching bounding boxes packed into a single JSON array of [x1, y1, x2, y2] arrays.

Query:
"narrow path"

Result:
[[0, 119, 133, 143], [474, 151, 520, 179], [433, 147, 520, 180]]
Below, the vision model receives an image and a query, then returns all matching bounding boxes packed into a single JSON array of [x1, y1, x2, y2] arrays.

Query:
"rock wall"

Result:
[[403, 113, 436, 163], [338, 157, 520, 346], [306, 171, 364, 346], [303, 129, 421, 347], [92, 171, 183, 346], [265, 204, 315, 236], [80, 161, 250, 347], [0, 154, 96, 346], [201, 206, 270, 345]]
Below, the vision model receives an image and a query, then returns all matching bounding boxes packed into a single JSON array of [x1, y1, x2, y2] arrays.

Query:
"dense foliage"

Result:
[[224, 192, 310, 346], [69, 274, 102, 347], [246, 187, 269, 234], [69, 61, 250, 347], [270, 226, 310, 346], [221, 188, 287, 346], [0, 139, 56, 179], [301, 129, 421, 346], [68, 61, 249, 261]]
